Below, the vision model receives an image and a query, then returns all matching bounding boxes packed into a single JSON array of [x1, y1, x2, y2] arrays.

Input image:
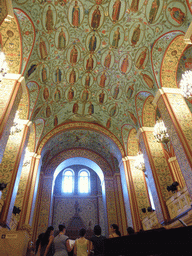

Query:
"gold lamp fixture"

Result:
[[153, 119, 169, 144]]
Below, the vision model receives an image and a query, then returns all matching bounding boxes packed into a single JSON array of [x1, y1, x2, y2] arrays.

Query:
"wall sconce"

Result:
[[12, 206, 21, 215], [134, 151, 145, 171], [153, 119, 169, 144], [167, 181, 179, 193], [0, 52, 9, 82], [0, 183, 7, 191], [10, 121, 22, 135]]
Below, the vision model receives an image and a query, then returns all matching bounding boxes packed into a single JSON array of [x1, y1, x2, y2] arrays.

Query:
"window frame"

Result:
[[62, 168, 75, 193], [78, 169, 90, 194]]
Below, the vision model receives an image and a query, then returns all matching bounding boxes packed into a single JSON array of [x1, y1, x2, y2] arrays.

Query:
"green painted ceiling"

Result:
[[12, 0, 192, 160]]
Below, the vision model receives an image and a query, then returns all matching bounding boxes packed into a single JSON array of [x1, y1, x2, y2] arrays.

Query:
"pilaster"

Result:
[[153, 88, 192, 199]]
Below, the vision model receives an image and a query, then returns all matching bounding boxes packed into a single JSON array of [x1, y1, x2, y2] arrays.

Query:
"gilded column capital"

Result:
[[153, 87, 182, 106], [168, 156, 177, 163]]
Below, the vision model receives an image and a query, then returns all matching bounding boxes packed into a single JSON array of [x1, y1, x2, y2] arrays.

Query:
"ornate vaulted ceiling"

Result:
[[2, 0, 192, 162]]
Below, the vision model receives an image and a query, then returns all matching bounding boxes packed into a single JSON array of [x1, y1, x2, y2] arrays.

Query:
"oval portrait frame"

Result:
[[109, 24, 125, 49], [66, 43, 81, 66], [55, 26, 69, 50], [85, 31, 101, 53], [68, 0, 85, 28], [42, 3, 57, 33], [165, 1, 187, 27], [88, 5, 105, 31], [108, 0, 126, 24], [145, 0, 164, 25]]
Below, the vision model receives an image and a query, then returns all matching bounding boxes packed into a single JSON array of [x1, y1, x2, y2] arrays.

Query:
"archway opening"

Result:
[[52, 157, 108, 238]]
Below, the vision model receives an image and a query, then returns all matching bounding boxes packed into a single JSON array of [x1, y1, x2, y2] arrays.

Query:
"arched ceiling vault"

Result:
[[2, 0, 192, 157]]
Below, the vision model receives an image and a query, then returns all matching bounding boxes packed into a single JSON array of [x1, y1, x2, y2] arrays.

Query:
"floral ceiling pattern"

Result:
[[7, 0, 192, 158]]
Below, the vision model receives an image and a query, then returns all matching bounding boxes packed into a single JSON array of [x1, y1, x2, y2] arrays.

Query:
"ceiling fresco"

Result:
[[40, 129, 122, 171], [7, 0, 192, 158]]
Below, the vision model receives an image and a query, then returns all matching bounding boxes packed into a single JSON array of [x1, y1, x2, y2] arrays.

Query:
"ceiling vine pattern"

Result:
[[12, 0, 191, 144]]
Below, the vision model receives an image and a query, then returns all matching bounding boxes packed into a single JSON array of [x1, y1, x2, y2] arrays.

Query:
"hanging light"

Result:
[[0, 52, 9, 82], [135, 152, 145, 171], [153, 119, 169, 144], [180, 70, 192, 98]]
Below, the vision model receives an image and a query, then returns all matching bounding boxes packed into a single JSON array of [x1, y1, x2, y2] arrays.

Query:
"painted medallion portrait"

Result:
[[140, 71, 154, 89], [84, 54, 97, 71], [53, 66, 63, 84], [128, 0, 145, 13], [80, 88, 91, 102], [97, 71, 110, 88], [165, 2, 186, 27], [55, 26, 69, 50], [111, 82, 122, 100], [146, 0, 164, 24], [26, 61, 40, 79], [42, 4, 56, 33], [45, 104, 52, 118], [38, 36, 49, 60], [68, 0, 84, 28], [135, 47, 149, 70], [86, 31, 100, 53], [97, 89, 108, 104], [66, 67, 79, 84], [108, 103, 118, 117], [125, 82, 135, 100], [109, 0, 126, 24], [82, 72, 94, 88], [89, 5, 105, 30], [67, 44, 81, 66], [65, 86, 76, 102], [101, 50, 115, 69], [109, 25, 124, 49], [40, 64, 49, 83], [42, 86, 50, 101], [119, 53, 132, 74], [129, 22, 144, 48], [53, 87, 62, 102]]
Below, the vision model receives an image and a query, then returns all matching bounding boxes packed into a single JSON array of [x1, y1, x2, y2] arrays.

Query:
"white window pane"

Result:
[[63, 170, 73, 193], [79, 176, 88, 193]]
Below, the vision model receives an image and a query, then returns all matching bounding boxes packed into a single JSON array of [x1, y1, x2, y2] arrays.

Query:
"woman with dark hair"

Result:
[[109, 224, 121, 238], [54, 224, 72, 256], [74, 228, 90, 256], [37, 226, 54, 256]]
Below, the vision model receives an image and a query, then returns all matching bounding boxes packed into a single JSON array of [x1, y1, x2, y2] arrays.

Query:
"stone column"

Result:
[[35, 175, 53, 237], [0, 75, 24, 162], [113, 173, 127, 235], [18, 154, 41, 229], [138, 127, 171, 224], [153, 88, 192, 199], [121, 157, 142, 231], [104, 177, 118, 232], [0, 121, 31, 226]]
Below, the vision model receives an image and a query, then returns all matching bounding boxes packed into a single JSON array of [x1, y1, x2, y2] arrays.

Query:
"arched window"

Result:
[[62, 169, 74, 193], [78, 169, 90, 193]]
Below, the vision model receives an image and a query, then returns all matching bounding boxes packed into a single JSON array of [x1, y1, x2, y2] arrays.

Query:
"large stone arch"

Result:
[[36, 122, 125, 158], [45, 148, 113, 177]]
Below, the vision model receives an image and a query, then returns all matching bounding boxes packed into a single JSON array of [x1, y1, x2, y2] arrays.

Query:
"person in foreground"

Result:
[[109, 224, 121, 238], [54, 224, 72, 256], [90, 225, 106, 256], [74, 228, 90, 256], [37, 226, 54, 256]]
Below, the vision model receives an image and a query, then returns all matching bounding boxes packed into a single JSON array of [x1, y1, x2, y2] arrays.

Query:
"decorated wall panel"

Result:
[[0, 79, 17, 121], [127, 128, 138, 156], [0, 16, 21, 74], [144, 131, 173, 201], [142, 95, 155, 127], [129, 161, 150, 219], [53, 197, 99, 233]]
